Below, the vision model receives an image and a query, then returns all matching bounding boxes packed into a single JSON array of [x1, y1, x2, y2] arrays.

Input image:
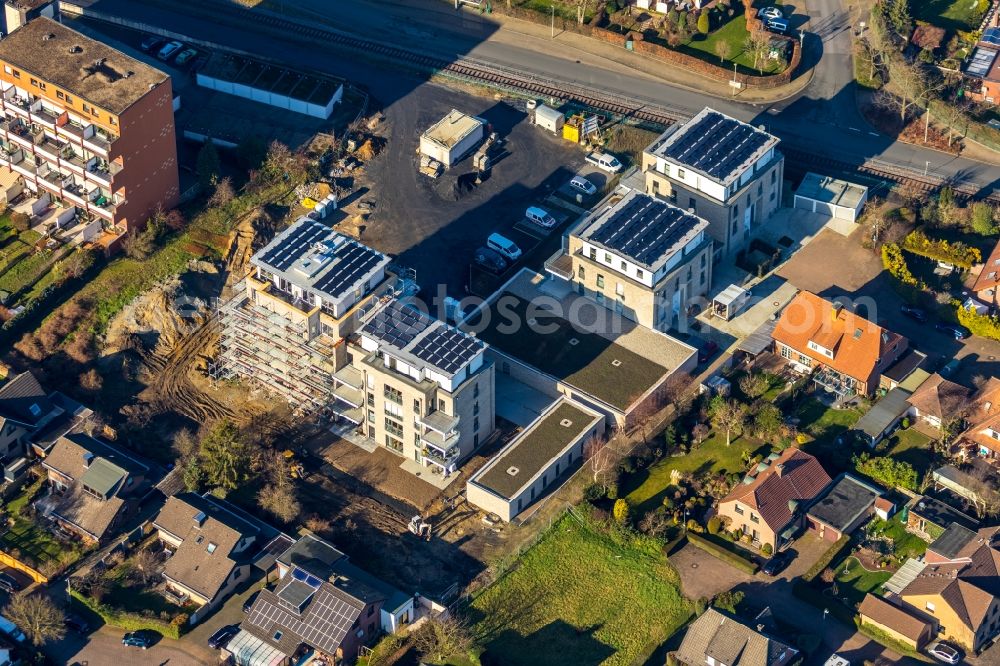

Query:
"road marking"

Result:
[[849, 127, 861, 132], [868, 132, 879, 137]]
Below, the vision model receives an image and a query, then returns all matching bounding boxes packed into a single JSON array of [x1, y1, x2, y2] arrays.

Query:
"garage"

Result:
[[793, 172, 869, 222], [419, 109, 485, 167]]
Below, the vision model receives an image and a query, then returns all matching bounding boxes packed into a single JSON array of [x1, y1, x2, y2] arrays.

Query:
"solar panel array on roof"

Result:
[[248, 587, 359, 654], [967, 47, 998, 78], [311, 241, 383, 295], [257, 221, 331, 271], [588, 194, 700, 267], [362, 300, 432, 348], [984, 27, 1000, 46], [663, 111, 772, 181], [410, 325, 484, 375]]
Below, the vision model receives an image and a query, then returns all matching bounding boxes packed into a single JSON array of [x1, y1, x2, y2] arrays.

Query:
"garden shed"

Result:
[[853, 387, 912, 447]]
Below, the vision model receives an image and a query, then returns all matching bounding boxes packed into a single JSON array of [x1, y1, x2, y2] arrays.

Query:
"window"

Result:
[[750, 514, 760, 524], [620, 261, 627, 270], [688, 198, 696, 211], [66, 95, 73, 105], [926, 601, 936, 613], [368, 605, 375, 617], [770, 170, 776, 183], [438, 399, 445, 411], [474, 416, 480, 431], [109, 117, 116, 125], [616, 283, 624, 297], [385, 418, 403, 437], [473, 401, 479, 415], [90, 108, 97, 117], [384, 385, 402, 404], [11, 70, 19, 79], [731, 219, 737, 234], [604, 252, 611, 263], [700, 272, 705, 286], [769, 191, 775, 201], [637, 269, 643, 279], [797, 354, 812, 367], [367, 392, 374, 407], [596, 274, 604, 288], [780, 346, 792, 360], [589, 248, 596, 260], [413, 399, 421, 414], [578, 265, 585, 279], [735, 505, 745, 515], [677, 168, 686, 179], [701, 254, 706, 268], [273, 631, 283, 641], [474, 433, 479, 447], [195, 535, 204, 544], [757, 183, 762, 196], [29, 78, 37, 87], [56, 91, 64, 100], [473, 383, 479, 398], [82, 104, 90, 114], [367, 409, 375, 423], [2, 66, 8, 75], [207, 542, 217, 553], [385, 436, 403, 452]]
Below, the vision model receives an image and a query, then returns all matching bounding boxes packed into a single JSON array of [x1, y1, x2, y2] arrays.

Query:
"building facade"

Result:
[[640, 107, 783, 262], [0, 18, 179, 249], [563, 189, 713, 332], [2, 0, 55, 36]]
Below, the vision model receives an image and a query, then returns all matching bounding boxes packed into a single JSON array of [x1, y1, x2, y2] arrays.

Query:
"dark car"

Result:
[[242, 590, 260, 614], [761, 551, 793, 576], [698, 341, 720, 364], [207, 624, 240, 650], [935, 322, 970, 340], [0, 573, 20, 594], [900, 304, 927, 323], [139, 35, 163, 52], [122, 631, 154, 649], [63, 614, 90, 634], [473, 246, 509, 275]]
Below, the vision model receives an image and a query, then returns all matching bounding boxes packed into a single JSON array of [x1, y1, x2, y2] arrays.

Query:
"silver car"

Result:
[[759, 6, 782, 20], [926, 641, 961, 665], [569, 175, 597, 196]]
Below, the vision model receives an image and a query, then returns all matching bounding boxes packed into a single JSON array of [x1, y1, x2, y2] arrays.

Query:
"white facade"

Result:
[[196, 72, 343, 119]]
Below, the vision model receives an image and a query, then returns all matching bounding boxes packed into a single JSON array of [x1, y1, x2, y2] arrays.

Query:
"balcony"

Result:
[[5, 95, 30, 117], [418, 410, 459, 434], [34, 136, 65, 161], [60, 150, 89, 174], [422, 444, 460, 468], [10, 155, 36, 177], [330, 402, 363, 425], [56, 121, 86, 142], [544, 249, 574, 281], [7, 122, 40, 149], [422, 428, 459, 452], [85, 163, 112, 187], [333, 365, 364, 390], [83, 132, 113, 156], [63, 182, 88, 206], [32, 106, 60, 130], [333, 384, 363, 409]]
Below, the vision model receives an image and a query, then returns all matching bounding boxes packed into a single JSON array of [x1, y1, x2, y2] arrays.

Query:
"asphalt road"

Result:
[[84, 0, 1000, 192]]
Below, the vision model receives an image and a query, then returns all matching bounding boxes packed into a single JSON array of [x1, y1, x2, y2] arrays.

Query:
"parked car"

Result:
[[765, 17, 789, 34], [0, 573, 20, 594], [940, 358, 962, 378], [140, 35, 163, 52], [926, 641, 961, 665], [207, 624, 240, 650], [242, 590, 260, 614], [697, 341, 719, 364], [900, 304, 927, 323], [63, 614, 90, 634], [585, 151, 622, 173], [569, 175, 597, 196], [173, 48, 198, 67], [487, 232, 522, 261], [759, 6, 783, 20], [0, 616, 24, 643], [473, 246, 508, 275], [525, 206, 557, 229], [122, 631, 154, 649], [761, 550, 793, 576], [935, 322, 970, 340], [156, 41, 184, 61]]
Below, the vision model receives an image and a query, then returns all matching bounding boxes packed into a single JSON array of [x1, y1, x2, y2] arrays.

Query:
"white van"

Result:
[[586, 151, 623, 173], [487, 233, 522, 261], [0, 616, 25, 643], [525, 206, 556, 229]]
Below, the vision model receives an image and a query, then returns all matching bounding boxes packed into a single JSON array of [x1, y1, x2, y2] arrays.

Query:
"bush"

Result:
[[971, 202, 997, 235], [583, 484, 606, 501], [10, 212, 30, 232], [707, 516, 721, 535], [802, 535, 851, 583], [853, 452, 918, 491], [957, 304, 1000, 342], [697, 11, 710, 34], [901, 229, 981, 269], [881, 243, 923, 288], [69, 588, 182, 640], [613, 498, 631, 525], [901, 417, 910, 429], [761, 543, 773, 555], [686, 533, 759, 574]]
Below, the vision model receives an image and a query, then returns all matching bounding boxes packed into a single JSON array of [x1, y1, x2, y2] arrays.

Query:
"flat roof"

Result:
[[807, 474, 881, 532], [0, 17, 169, 115], [199, 53, 344, 105], [464, 270, 695, 411], [910, 495, 979, 530], [577, 190, 708, 271], [473, 400, 601, 499], [854, 387, 911, 438], [252, 217, 390, 305], [422, 109, 484, 149], [649, 107, 779, 185], [796, 172, 868, 210]]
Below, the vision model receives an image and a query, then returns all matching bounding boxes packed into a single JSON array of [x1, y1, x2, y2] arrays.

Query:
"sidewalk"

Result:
[[267, 0, 814, 104]]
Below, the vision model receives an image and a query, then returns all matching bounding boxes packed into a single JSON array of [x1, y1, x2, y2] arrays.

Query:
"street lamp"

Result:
[[925, 160, 930, 177], [551, 5, 555, 38], [823, 608, 829, 622]]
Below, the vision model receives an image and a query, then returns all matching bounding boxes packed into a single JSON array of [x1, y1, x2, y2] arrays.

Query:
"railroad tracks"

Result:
[[162, 0, 999, 202]]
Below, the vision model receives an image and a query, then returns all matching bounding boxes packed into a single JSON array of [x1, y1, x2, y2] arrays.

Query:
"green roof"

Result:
[[79, 458, 127, 498], [475, 401, 600, 499]]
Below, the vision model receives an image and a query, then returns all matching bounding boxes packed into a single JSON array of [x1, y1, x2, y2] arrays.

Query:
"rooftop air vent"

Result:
[[611, 359, 622, 367], [124, 70, 134, 78], [69, 45, 82, 54], [42, 33, 55, 41], [506, 466, 519, 476], [568, 338, 579, 346], [559, 419, 573, 427]]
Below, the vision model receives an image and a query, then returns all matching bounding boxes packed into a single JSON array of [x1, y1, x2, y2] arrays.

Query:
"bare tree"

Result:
[[259, 482, 301, 523], [4, 593, 65, 646], [128, 548, 160, 585], [172, 427, 199, 462], [208, 176, 235, 208], [412, 616, 475, 663], [743, 30, 771, 74], [712, 400, 748, 447], [937, 102, 969, 147], [714, 40, 733, 63], [966, 465, 1000, 518], [583, 435, 623, 494], [738, 373, 769, 400]]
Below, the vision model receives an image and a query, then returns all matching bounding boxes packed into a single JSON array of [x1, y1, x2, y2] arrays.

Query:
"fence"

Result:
[[0, 549, 47, 584]]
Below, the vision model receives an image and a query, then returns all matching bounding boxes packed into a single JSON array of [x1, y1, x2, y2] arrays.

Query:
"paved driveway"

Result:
[[671, 542, 753, 600], [47, 626, 210, 666]]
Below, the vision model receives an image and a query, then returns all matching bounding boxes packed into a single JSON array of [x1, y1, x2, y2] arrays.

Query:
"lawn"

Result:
[[679, 15, 783, 75], [883, 428, 934, 475], [793, 397, 864, 472], [867, 514, 928, 560], [0, 247, 52, 296], [470, 515, 691, 666], [832, 556, 892, 607], [912, 0, 989, 32], [0, 478, 83, 572], [623, 430, 769, 514], [515, 0, 596, 22]]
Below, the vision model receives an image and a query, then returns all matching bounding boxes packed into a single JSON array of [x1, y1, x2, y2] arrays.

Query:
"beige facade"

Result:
[[717, 497, 780, 550], [901, 592, 1000, 652]]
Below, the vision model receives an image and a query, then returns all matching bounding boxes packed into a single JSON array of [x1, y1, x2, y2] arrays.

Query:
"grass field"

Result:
[[867, 514, 928, 560], [470, 515, 691, 666], [679, 15, 784, 75], [832, 556, 892, 607], [883, 428, 934, 475], [912, 0, 989, 32], [794, 397, 864, 472]]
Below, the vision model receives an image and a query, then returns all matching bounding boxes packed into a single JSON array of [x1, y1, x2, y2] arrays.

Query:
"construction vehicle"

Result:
[[282, 449, 306, 480], [408, 515, 432, 541]]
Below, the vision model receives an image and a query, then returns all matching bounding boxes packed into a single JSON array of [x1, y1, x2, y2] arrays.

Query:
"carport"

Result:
[[853, 387, 912, 447], [793, 172, 868, 222], [226, 629, 287, 666]]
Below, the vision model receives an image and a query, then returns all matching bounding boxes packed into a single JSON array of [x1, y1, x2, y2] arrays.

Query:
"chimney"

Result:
[[193, 511, 206, 528], [82, 452, 95, 468], [832, 301, 844, 320], [757, 624, 765, 632], [775, 463, 785, 476]]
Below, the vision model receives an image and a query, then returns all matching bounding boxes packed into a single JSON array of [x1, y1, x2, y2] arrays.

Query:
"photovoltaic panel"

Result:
[[984, 27, 1000, 46], [967, 47, 998, 78], [362, 300, 432, 348], [257, 221, 330, 271], [311, 241, 383, 295], [587, 195, 702, 268], [410, 325, 484, 375], [247, 587, 359, 655], [662, 110, 772, 181]]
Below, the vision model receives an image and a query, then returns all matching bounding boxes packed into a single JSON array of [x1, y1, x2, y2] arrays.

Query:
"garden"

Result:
[[0, 475, 87, 577]]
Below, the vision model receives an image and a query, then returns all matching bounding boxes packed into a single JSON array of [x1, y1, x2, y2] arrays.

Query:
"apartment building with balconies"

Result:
[[558, 189, 713, 332], [0, 17, 178, 249], [640, 107, 782, 262]]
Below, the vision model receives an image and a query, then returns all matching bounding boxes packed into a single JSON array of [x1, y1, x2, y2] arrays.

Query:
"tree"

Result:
[[584, 435, 621, 495], [853, 452, 918, 490], [10, 211, 29, 232], [613, 498, 631, 524], [711, 400, 747, 446], [886, 0, 912, 39], [5, 592, 65, 646], [697, 11, 710, 35], [57, 248, 97, 282], [172, 427, 198, 461], [208, 176, 235, 208], [199, 421, 251, 491], [183, 458, 206, 492], [121, 225, 155, 260], [713, 590, 744, 613], [259, 482, 301, 523], [128, 548, 160, 585], [78, 368, 103, 393], [714, 39, 733, 63], [707, 516, 721, 534], [971, 202, 997, 236], [744, 30, 771, 74], [412, 616, 474, 663], [196, 141, 221, 190], [738, 372, 769, 399], [752, 403, 783, 440], [691, 423, 710, 445]]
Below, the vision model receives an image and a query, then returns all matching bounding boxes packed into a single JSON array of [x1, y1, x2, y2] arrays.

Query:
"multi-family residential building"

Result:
[[0, 17, 179, 249], [555, 189, 713, 332], [2, 0, 55, 36], [772, 291, 908, 398], [331, 297, 495, 475], [641, 107, 783, 262]]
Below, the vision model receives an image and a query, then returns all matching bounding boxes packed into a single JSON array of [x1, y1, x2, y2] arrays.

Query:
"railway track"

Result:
[[161, 0, 999, 203]]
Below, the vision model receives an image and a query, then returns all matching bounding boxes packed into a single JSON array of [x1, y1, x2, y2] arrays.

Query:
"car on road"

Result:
[[0, 573, 20, 594], [900, 304, 927, 323], [569, 175, 597, 196], [207, 624, 240, 650], [173, 48, 199, 67], [935, 322, 970, 340], [759, 6, 783, 20], [525, 206, 557, 229], [761, 550, 793, 576], [473, 247, 508, 275], [156, 41, 184, 61], [697, 341, 719, 364], [140, 35, 163, 52], [926, 641, 961, 664], [63, 613, 90, 634], [122, 631, 154, 649], [585, 151, 622, 173]]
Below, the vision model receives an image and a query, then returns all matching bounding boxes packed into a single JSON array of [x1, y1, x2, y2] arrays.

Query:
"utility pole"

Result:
[[551, 5, 555, 38]]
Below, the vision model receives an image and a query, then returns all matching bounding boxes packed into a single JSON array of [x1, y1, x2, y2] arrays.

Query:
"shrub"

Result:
[[971, 202, 997, 235], [901, 417, 910, 429], [761, 543, 773, 555], [901, 229, 981, 269], [613, 498, 631, 525], [881, 243, 923, 288], [10, 212, 30, 232], [853, 452, 918, 491], [686, 533, 759, 574], [707, 516, 721, 535], [957, 304, 1000, 342], [686, 518, 701, 533], [697, 11, 710, 34], [583, 484, 606, 501]]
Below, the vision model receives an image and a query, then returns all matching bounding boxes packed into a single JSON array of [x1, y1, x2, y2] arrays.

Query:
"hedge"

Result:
[[69, 588, 184, 640], [881, 243, 924, 289], [957, 304, 1000, 342], [791, 580, 857, 625], [901, 230, 981, 269], [801, 534, 851, 583], [685, 533, 759, 574], [857, 622, 926, 659]]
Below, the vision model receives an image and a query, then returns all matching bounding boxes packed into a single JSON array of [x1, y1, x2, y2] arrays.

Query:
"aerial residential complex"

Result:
[[0, 17, 178, 248], [641, 108, 783, 262]]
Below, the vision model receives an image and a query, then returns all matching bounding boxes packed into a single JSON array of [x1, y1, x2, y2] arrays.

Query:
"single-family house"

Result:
[[972, 237, 1000, 307], [806, 474, 882, 542], [39, 433, 150, 543], [957, 377, 1000, 460], [153, 492, 260, 623], [0, 371, 93, 463], [772, 291, 908, 398], [674, 607, 800, 666], [907, 374, 971, 431], [858, 593, 934, 650], [717, 448, 832, 551]]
